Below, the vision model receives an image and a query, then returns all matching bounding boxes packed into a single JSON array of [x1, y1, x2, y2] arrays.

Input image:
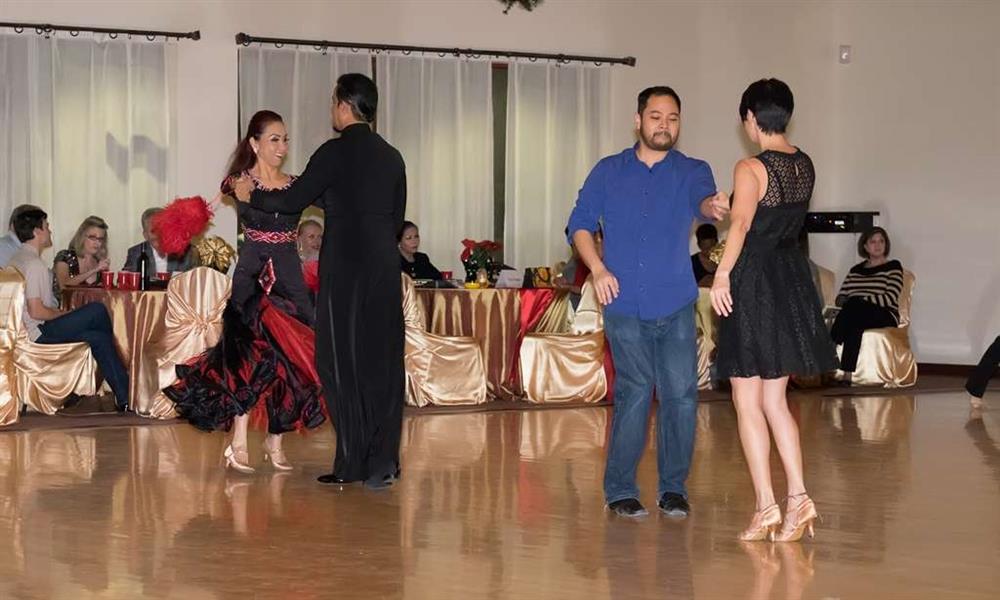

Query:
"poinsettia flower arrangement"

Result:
[[460, 239, 503, 282]]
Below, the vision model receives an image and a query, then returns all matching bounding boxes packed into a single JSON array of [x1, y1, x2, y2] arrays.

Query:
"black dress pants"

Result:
[[966, 336, 1000, 399], [830, 297, 897, 373]]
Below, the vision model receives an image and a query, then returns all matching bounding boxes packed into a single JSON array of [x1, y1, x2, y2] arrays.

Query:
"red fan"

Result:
[[150, 196, 214, 256]]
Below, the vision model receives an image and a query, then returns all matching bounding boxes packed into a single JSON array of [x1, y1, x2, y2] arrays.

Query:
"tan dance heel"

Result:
[[738, 503, 782, 542], [222, 444, 255, 474], [774, 494, 818, 542]]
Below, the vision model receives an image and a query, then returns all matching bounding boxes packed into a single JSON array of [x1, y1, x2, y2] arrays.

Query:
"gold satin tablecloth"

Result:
[[415, 288, 570, 401], [64, 287, 169, 416]]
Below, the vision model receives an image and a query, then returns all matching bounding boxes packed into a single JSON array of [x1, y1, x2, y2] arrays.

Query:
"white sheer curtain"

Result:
[[505, 61, 613, 270], [0, 32, 176, 270], [376, 54, 493, 274], [239, 46, 373, 175]]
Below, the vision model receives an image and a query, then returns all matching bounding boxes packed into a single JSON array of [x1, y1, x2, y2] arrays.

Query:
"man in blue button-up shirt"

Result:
[[567, 86, 727, 519]]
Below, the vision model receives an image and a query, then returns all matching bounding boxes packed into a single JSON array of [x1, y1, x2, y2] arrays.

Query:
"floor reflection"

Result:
[[0, 391, 995, 599]]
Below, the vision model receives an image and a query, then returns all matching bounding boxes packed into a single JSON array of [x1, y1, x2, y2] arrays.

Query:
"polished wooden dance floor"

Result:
[[0, 389, 996, 599]]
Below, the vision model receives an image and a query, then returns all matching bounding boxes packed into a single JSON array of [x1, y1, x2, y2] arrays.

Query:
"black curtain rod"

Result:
[[0, 21, 200, 41], [235, 32, 634, 67]]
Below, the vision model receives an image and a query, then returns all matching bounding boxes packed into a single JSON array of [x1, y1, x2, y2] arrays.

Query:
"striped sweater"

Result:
[[837, 259, 905, 323]]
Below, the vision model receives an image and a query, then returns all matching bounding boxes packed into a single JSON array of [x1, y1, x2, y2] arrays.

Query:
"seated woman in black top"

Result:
[[398, 221, 442, 280], [831, 227, 905, 383], [691, 223, 718, 287]]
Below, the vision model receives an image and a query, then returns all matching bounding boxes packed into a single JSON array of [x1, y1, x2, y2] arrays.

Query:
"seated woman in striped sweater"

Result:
[[831, 227, 905, 384]]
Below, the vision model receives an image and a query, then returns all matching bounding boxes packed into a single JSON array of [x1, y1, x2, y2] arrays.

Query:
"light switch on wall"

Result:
[[839, 45, 852, 64]]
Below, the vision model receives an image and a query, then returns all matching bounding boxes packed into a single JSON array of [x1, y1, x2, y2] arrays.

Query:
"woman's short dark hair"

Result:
[[397, 220, 417, 242], [695, 223, 718, 243], [335, 73, 378, 123], [637, 86, 681, 115], [858, 226, 891, 258], [739, 78, 794, 134], [13, 209, 47, 243]]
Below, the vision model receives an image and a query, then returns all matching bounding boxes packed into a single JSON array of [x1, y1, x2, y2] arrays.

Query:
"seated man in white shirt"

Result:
[[0, 204, 42, 268], [122, 207, 199, 275], [8, 209, 130, 412]]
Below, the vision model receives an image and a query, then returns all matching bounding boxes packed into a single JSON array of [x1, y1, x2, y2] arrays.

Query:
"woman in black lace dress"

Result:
[[711, 80, 837, 543], [164, 110, 324, 473]]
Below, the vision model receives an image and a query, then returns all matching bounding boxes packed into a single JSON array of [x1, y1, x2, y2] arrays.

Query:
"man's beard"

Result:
[[640, 128, 674, 152]]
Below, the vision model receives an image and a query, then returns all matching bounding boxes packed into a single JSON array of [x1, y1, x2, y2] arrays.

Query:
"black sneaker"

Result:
[[658, 492, 690, 518], [608, 498, 648, 518]]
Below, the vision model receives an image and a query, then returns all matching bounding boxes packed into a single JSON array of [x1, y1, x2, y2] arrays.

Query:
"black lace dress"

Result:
[[716, 150, 838, 379], [164, 174, 325, 434]]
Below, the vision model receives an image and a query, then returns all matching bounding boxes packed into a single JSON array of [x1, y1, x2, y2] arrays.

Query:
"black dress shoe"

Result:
[[658, 492, 690, 518], [608, 498, 648, 518], [364, 472, 397, 490], [317, 473, 357, 486]]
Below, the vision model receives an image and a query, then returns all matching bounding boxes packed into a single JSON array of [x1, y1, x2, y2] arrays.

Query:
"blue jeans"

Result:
[[38, 303, 130, 408], [603, 304, 698, 504]]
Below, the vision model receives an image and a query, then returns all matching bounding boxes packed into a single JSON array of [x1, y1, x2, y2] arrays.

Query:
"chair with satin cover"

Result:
[[816, 263, 837, 308], [834, 270, 918, 388], [694, 288, 716, 390], [402, 273, 488, 407], [0, 267, 98, 424], [518, 278, 608, 403], [146, 267, 232, 418]]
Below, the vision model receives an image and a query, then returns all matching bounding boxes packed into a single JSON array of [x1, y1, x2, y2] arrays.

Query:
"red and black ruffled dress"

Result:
[[164, 174, 326, 434]]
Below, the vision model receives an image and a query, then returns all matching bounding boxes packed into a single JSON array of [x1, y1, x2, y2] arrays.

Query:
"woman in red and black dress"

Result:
[[164, 110, 324, 473]]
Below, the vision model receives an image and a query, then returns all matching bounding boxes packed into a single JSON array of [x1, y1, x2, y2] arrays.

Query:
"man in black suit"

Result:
[[122, 207, 199, 274], [235, 73, 406, 489]]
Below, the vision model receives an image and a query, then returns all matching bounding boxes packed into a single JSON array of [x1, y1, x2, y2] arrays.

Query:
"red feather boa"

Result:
[[150, 196, 214, 255]]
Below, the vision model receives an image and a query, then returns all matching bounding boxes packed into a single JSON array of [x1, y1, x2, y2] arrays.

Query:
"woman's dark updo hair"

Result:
[[397, 220, 417, 242], [335, 73, 378, 123], [739, 78, 794, 134], [224, 110, 284, 184]]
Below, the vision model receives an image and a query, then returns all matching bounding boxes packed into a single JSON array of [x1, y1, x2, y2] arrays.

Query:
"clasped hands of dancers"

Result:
[[166, 74, 825, 537]]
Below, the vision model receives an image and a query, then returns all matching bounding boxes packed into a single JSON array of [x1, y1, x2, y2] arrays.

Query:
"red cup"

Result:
[[155, 272, 171, 282], [440, 271, 453, 280], [117, 271, 140, 290], [101, 271, 115, 289]]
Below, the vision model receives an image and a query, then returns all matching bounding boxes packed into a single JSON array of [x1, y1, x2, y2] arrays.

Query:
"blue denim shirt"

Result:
[[567, 146, 717, 320]]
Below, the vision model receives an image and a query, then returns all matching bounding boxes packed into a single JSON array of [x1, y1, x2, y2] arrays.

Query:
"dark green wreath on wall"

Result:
[[499, 0, 544, 14]]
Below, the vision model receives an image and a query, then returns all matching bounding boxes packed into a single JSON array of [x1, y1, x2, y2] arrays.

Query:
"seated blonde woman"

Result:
[[53, 216, 110, 299], [298, 218, 323, 263]]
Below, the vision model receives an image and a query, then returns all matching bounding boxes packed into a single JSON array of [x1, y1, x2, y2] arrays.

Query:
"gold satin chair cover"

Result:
[[0, 267, 98, 421], [836, 270, 918, 388], [402, 274, 488, 407], [146, 267, 232, 418], [519, 280, 607, 404], [694, 288, 716, 390], [817, 264, 837, 308]]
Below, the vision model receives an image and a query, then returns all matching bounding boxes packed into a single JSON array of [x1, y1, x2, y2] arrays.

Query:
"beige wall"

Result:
[[1, 0, 996, 364]]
